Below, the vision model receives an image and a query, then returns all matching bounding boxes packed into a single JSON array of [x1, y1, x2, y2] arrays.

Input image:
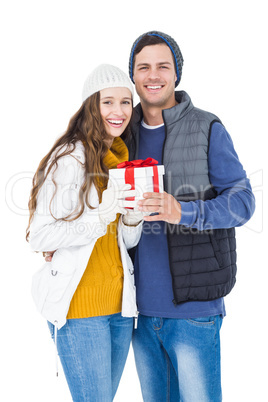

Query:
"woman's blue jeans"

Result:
[[48, 313, 133, 401], [132, 314, 223, 402]]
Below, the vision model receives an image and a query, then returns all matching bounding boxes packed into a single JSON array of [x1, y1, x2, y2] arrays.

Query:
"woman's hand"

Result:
[[42, 251, 56, 262], [98, 184, 135, 225]]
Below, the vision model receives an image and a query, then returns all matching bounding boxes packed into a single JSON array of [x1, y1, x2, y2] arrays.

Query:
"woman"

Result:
[[26, 64, 142, 401]]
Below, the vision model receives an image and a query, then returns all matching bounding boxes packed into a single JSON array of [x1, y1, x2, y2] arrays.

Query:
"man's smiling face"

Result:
[[133, 44, 177, 110]]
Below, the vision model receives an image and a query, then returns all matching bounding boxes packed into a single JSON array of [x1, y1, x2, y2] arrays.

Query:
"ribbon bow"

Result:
[[117, 157, 158, 169], [117, 158, 160, 203]]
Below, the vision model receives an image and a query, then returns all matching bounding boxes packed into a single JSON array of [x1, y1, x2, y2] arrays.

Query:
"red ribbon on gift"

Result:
[[117, 158, 160, 202]]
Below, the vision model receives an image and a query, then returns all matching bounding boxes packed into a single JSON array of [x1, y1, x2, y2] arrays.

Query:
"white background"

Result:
[[1, 1, 267, 401]]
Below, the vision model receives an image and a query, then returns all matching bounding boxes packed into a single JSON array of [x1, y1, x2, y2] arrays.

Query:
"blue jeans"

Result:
[[132, 314, 223, 402], [48, 313, 133, 401]]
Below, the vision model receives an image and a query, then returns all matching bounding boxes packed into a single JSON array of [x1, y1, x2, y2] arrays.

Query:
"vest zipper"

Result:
[[161, 110, 168, 171], [162, 110, 178, 306]]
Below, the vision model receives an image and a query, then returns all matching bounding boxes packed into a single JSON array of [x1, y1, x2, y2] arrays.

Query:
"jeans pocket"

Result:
[[187, 316, 216, 327]]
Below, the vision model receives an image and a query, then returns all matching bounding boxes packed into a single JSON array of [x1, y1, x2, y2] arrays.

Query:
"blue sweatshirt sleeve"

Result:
[[179, 122, 255, 230]]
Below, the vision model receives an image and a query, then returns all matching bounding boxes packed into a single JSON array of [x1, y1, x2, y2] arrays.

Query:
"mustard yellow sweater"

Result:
[[67, 137, 128, 319]]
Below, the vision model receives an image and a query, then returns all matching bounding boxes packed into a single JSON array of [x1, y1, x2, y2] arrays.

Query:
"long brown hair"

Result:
[[26, 92, 131, 241]]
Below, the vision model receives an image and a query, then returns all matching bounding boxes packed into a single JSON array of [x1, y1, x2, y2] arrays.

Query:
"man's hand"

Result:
[[42, 251, 56, 262], [137, 191, 182, 224]]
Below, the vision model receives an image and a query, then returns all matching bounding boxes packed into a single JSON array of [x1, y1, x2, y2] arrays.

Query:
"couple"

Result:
[[27, 31, 255, 402]]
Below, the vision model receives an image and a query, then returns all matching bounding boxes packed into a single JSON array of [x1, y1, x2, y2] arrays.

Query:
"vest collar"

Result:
[[133, 90, 194, 127], [163, 91, 194, 126]]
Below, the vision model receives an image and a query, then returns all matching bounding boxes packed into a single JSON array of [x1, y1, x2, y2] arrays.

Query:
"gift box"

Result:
[[108, 158, 165, 208]]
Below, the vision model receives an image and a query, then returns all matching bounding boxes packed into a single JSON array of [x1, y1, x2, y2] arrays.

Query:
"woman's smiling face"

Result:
[[100, 87, 132, 145]]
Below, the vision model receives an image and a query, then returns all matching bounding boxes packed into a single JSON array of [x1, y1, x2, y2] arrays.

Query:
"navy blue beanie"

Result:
[[129, 31, 184, 87]]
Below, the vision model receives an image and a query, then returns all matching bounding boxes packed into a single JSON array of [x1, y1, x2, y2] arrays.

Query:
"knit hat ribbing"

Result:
[[82, 64, 134, 102], [129, 31, 184, 87]]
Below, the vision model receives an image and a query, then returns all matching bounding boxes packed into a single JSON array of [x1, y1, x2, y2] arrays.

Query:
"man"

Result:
[[125, 31, 255, 401]]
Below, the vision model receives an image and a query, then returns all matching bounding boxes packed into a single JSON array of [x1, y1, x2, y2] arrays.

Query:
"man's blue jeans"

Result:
[[132, 314, 223, 402], [48, 313, 133, 401]]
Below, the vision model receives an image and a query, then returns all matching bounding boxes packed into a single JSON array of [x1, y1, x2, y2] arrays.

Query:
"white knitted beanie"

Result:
[[82, 64, 134, 102]]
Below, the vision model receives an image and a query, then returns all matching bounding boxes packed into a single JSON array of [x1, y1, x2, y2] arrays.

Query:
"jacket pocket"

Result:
[[46, 249, 76, 303], [32, 262, 50, 312], [31, 249, 76, 310], [209, 233, 223, 268]]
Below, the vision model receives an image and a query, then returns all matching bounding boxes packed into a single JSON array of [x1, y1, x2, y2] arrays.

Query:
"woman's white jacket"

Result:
[[29, 142, 142, 329]]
